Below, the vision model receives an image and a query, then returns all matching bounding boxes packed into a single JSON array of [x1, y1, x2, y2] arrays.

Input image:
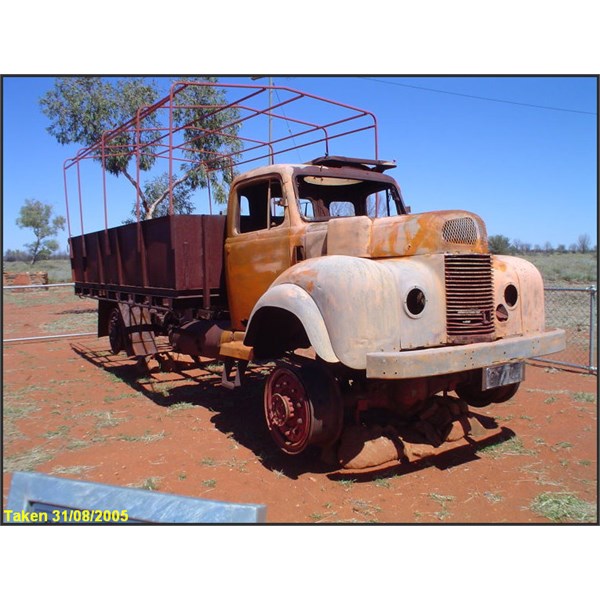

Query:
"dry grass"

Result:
[[530, 492, 597, 523]]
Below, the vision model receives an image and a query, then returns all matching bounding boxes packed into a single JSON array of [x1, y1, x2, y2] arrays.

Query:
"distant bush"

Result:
[[3, 249, 32, 262], [4, 249, 69, 262], [488, 235, 513, 255], [515, 253, 597, 284], [3, 259, 72, 283]]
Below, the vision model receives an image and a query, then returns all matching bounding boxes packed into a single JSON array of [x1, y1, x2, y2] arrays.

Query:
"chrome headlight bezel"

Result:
[[403, 286, 427, 319]]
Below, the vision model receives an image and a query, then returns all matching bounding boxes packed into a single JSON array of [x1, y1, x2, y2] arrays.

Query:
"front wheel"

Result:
[[456, 381, 520, 407], [264, 363, 343, 455]]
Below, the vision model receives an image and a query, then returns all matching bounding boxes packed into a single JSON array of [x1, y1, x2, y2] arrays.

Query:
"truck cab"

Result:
[[225, 156, 405, 330]]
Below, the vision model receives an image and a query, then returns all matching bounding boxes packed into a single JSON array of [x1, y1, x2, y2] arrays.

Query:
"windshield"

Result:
[[295, 174, 405, 221]]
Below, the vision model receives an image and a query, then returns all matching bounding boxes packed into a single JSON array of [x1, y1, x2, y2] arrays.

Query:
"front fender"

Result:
[[245, 283, 339, 363], [493, 255, 545, 336], [268, 256, 405, 370]]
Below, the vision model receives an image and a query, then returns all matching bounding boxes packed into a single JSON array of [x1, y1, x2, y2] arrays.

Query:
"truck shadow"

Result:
[[70, 342, 329, 479], [70, 342, 515, 481]]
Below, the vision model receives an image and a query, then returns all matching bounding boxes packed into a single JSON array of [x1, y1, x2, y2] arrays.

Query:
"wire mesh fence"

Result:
[[2, 282, 598, 374], [535, 286, 597, 374]]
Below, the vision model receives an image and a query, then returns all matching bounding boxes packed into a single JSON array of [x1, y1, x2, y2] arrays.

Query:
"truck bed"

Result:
[[70, 214, 227, 309]]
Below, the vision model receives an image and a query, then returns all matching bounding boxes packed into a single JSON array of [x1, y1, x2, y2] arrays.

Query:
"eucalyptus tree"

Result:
[[16, 199, 65, 264], [40, 77, 241, 219]]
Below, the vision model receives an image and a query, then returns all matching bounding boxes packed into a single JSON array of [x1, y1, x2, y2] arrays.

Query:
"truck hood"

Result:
[[324, 210, 489, 258]]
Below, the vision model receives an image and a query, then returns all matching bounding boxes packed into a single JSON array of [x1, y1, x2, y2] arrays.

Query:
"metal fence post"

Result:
[[589, 286, 597, 373]]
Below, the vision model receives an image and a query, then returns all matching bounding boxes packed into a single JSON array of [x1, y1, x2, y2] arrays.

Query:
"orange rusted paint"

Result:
[[224, 163, 493, 332], [224, 160, 561, 378], [370, 211, 489, 257]]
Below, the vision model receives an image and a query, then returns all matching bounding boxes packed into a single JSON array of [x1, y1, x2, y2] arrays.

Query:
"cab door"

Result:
[[225, 176, 291, 330]]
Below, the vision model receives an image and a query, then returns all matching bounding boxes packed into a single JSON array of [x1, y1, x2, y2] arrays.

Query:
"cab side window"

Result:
[[365, 190, 400, 217], [236, 179, 285, 234]]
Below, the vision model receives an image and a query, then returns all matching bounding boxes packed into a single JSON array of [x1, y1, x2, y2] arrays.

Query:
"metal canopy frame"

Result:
[[63, 80, 380, 240]]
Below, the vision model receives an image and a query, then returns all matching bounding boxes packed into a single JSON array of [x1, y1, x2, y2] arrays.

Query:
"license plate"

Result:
[[482, 362, 525, 390]]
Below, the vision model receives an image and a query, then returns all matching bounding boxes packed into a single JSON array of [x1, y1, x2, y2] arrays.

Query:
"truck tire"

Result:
[[108, 307, 128, 355], [264, 363, 343, 455]]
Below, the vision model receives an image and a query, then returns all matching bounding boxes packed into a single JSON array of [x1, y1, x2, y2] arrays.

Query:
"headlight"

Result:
[[504, 283, 518, 308], [405, 287, 426, 317]]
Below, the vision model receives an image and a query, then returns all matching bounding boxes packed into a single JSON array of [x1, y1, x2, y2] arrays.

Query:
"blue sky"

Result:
[[2, 75, 597, 253]]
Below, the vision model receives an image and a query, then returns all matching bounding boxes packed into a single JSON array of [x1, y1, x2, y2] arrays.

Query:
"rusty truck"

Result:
[[65, 81, 565, 468]]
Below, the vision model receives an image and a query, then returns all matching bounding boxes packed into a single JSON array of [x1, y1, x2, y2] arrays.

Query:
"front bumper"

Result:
[[366, 329, 566, 379]]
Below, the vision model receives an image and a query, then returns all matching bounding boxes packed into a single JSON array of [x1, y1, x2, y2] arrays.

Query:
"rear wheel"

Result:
[[108, 307, 128, 355], [264, 363, 343, 455]]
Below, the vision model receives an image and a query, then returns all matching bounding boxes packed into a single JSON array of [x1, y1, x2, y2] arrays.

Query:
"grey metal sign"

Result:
[[4, 472, 266, 524]]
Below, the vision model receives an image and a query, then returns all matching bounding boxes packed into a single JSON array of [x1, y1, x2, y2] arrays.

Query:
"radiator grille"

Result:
[[442, 217, 479, 244], [445, 254, 495, 342]]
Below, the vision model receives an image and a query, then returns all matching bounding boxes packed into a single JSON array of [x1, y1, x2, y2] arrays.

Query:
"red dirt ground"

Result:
[[2, 289, 597, 523]]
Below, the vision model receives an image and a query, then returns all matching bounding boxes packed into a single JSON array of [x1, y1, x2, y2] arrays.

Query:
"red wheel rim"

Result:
[[264, 368, 313, 455]]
